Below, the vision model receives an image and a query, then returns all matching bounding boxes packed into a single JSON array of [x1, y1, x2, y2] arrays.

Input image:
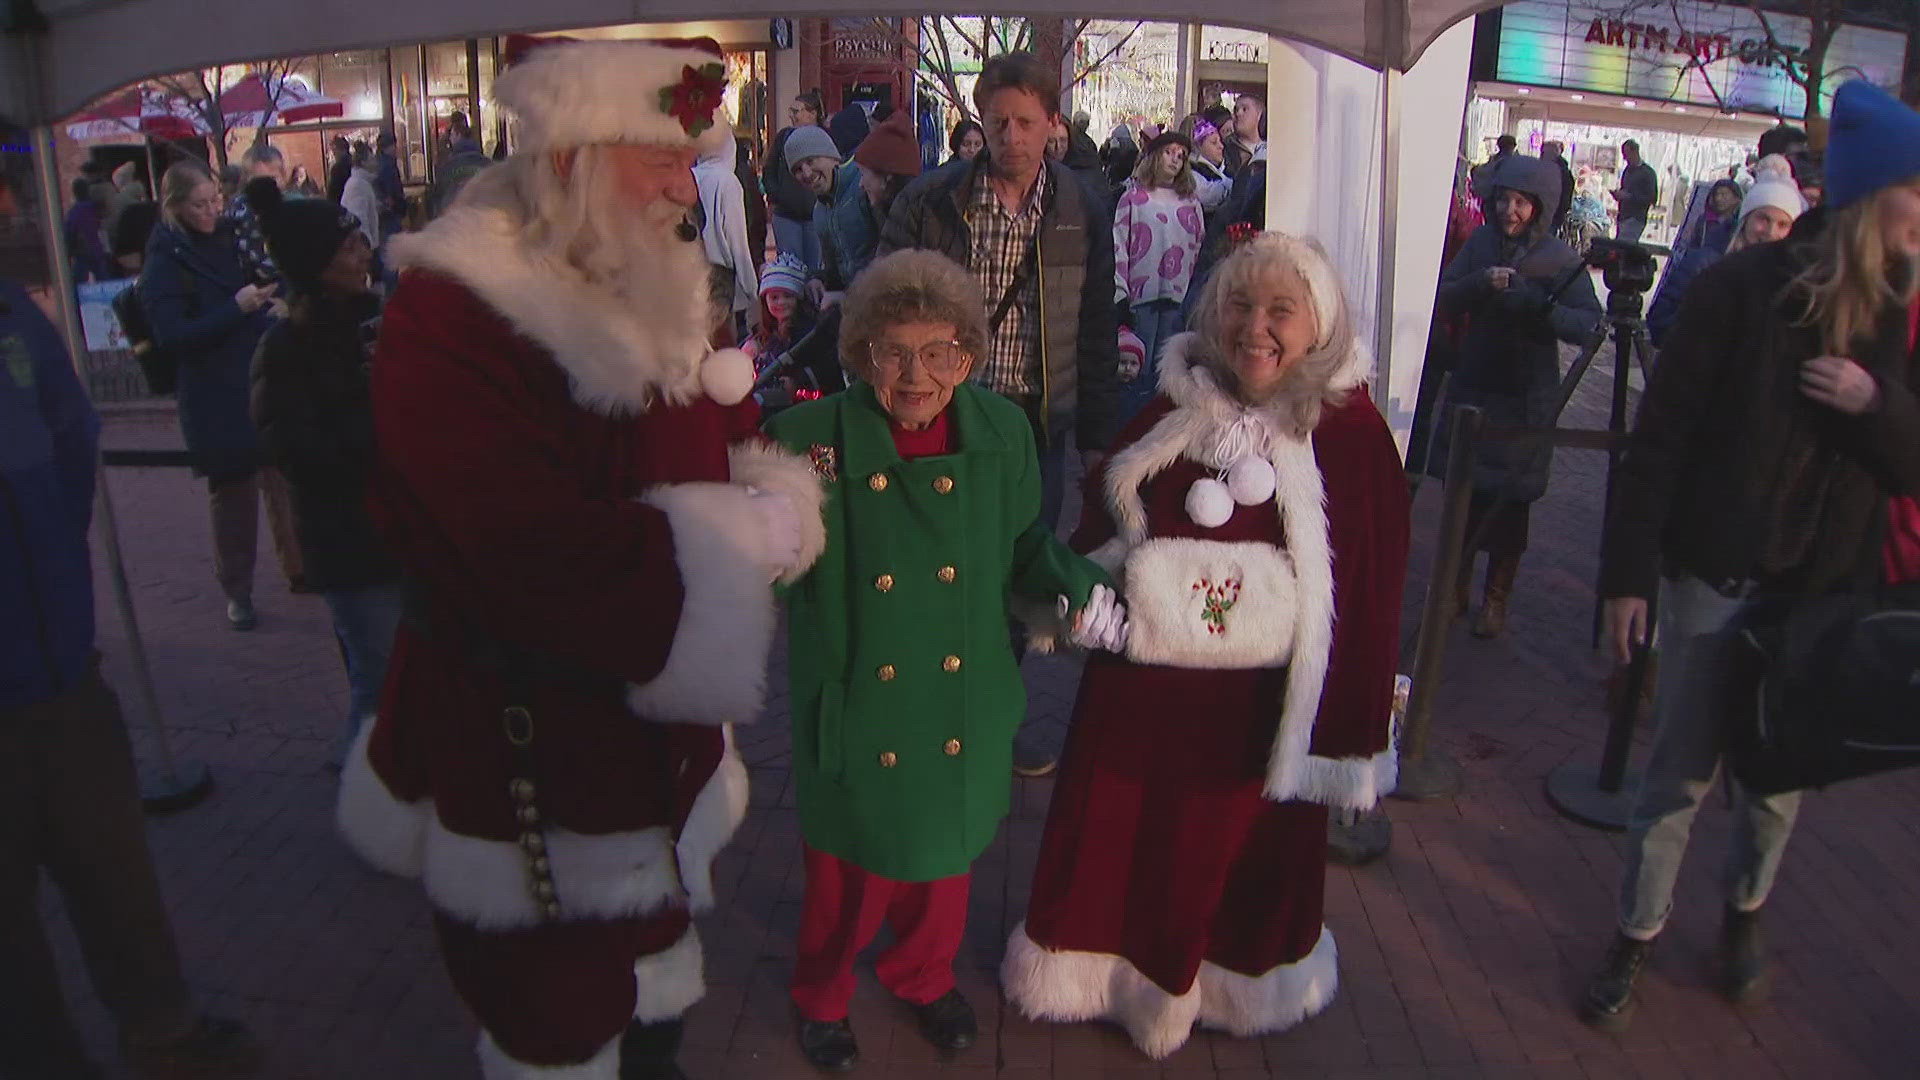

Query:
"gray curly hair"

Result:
[[838, 249, 989, 377], [1186, 232, 1358, 437]]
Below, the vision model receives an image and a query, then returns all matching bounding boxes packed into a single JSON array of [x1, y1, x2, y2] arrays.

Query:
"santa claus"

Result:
[[334, 36, 825, 1080], [1002, 232, 1409, 1059]]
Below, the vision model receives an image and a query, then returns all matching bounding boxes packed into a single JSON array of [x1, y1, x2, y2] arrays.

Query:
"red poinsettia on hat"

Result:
[[662, 63, 727, 138]]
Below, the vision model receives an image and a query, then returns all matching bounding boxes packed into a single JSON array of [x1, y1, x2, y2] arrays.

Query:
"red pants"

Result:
[[790, 845, 970, 1021]]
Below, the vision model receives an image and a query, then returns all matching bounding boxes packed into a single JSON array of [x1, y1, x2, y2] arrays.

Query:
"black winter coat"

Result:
[[249, 293, 401, 590], [1430, 156, 1602, 502], [878, 154, 1121, 452], [139, 222, 276, 479], [1600, 208, 1920, 602]]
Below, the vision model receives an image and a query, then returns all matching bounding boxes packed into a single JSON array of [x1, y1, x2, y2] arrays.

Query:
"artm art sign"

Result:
[[1493, 0, 1907, 118]]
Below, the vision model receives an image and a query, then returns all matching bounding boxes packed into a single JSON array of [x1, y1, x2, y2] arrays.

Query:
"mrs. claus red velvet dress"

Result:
[[334, 167, 825, 1078], [1003, 335, 1409, 1059]]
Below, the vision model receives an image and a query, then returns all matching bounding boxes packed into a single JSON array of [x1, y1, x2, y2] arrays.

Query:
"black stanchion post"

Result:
[[1393, 405, 1482, 801]]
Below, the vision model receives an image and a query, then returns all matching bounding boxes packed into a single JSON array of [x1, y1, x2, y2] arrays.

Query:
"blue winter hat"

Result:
[[1826, 79, 1920, 211]]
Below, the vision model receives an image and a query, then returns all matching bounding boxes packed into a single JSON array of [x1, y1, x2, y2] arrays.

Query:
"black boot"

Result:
[[909, 988, 977, 1051], [1472, 552, 1520, 639], [1580, 933, 1653, 1031], [1722, 906, 1769, 1003], [796, 1017, 859, 1073], [619, 1018, 687, 1080]]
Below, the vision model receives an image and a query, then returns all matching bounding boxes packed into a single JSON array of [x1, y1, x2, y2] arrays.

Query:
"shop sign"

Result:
[[1201, 27, 1268, 65], [1493, 0, 1907, 118], [831, 17, 900, 63]]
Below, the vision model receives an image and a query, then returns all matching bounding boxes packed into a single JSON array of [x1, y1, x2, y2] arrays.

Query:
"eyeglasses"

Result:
[[868, 339, 969, 378]]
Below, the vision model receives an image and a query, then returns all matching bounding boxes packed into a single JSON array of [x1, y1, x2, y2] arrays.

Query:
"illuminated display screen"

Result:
[[1493, 0, 1906, 118]]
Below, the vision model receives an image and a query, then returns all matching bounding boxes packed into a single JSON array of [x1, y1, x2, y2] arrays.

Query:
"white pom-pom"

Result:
[[1185, 477, 1234, 528], [1225, 456, 1276, 505], [699, 347, 755, 406]]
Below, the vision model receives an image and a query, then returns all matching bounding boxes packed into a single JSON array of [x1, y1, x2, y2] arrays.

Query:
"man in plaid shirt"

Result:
[[878, 51, 1120, 775]]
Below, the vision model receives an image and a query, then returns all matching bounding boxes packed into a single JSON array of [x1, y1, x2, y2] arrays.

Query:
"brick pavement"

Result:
[[41, 351, 1920, 1079]]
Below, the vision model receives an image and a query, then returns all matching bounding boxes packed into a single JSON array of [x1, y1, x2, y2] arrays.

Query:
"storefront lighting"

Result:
[[1569, 93, 1584, 102], [1673, 106, 1687, 114], [1516, 87, 1530, 95], [1621, 100, 1636, 108]]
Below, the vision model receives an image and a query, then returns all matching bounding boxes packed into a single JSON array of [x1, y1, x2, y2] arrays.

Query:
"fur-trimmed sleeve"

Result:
[[1305, 394, 1411, 770]]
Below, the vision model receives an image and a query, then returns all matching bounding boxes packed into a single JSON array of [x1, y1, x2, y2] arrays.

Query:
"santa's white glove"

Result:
[[1062, 584, 1130, 652], [746, 487, 804, 582]]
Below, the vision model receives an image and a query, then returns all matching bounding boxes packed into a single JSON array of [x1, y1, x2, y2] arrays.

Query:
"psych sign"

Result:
[[1493, 0, 1907, 118]]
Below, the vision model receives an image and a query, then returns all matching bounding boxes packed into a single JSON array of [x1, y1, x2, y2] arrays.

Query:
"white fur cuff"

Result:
[[626, 482, 780, 726], [335, 719, 429, 879], [726, 440, 828, 584]]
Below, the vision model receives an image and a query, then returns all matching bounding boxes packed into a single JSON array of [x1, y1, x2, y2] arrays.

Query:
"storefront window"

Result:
[[391, 48, 427, 181]]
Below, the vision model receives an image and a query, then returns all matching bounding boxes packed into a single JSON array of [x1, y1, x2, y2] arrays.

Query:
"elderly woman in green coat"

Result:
[[766, 249, 1123, 1073]]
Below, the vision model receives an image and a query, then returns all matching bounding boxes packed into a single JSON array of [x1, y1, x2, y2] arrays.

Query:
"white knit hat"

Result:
[[493, 35, 735, 157], [1739, 154, 1806, 228]]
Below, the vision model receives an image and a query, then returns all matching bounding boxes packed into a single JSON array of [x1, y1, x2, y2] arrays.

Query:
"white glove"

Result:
[[746, 487, 804, 581], [1063, 584, 1130, 653]]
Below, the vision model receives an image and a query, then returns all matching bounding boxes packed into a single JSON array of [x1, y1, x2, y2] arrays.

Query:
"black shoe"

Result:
[[225, 600, 257, 632], [910, 988, 977, 1051], [1579, 933, 1653, 1032], [620, 1018, 687, 1080], [796, 1017, 858, 1073], [1721, 906, 1769, 1004]]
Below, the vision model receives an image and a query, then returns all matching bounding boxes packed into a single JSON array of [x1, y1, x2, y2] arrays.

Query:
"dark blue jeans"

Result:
[[321, 583, 405, 760]]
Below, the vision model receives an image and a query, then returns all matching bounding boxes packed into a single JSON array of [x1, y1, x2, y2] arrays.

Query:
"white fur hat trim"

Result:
[[493, 39, 735, 157]]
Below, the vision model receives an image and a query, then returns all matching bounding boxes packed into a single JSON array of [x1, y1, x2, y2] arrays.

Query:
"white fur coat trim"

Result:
[[724, 441, 829, 584], [632, 926, 707, 1022], [675, 724, 749, 912], [389, 172, 713, 415], [336, 721, 748, 930], [336, 720, 429, 879], [478, 1032, 619, 1080], [1002, 921, 1339, 1060], [1100, 340, 1340, 806], [626, 482, 781, 726]]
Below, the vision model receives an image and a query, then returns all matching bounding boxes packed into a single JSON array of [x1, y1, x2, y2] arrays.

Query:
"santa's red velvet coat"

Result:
[[335, 164, 824, 1078], [1002, 335, 1409, 1059]]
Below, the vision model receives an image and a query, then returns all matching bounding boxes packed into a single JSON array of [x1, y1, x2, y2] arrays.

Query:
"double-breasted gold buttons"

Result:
[[932, 476, 955, 494], [944, 739, 962, 756], [942, 654, 962, 673], [936, 565, 957, 583], [874, 573, 895, 592], [879, 751, 898, 768], [877, 664, 897, 682], [868, 473, 889, 492]]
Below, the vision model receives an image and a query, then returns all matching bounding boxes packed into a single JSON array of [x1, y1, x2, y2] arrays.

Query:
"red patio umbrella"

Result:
[[217, 73, 344, 128], [65, 85, 203, 141]]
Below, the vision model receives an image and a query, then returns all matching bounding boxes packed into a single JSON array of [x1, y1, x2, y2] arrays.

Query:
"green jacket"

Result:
[[766, 382, 1109, 881]]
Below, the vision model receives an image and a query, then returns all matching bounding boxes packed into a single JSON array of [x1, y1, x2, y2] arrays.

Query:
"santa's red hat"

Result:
[[494, 35, 734, 157]]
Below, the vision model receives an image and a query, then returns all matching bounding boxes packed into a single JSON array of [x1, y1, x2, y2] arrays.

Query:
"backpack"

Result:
[[111, 284, 175, 396], [1727, 588, 1920, 796]]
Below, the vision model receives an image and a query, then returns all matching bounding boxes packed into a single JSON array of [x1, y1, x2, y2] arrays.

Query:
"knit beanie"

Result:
[[827, 104, 870, 158], [1739, 155, 1806, 227], [784, 125, 840, 171], [245, 177, 360, 294], [853, 111, 923, 179], [1142, 131, 1193, 159], [1825, 79, 1920, 210], [759, 252, 809, 297]]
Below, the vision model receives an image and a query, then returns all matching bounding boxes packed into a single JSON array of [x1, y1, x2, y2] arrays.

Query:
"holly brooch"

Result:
[[662, 63, 727, 137]]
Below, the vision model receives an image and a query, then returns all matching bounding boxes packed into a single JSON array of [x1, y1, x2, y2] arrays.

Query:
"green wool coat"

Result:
[[766, 382, 1110, 881]]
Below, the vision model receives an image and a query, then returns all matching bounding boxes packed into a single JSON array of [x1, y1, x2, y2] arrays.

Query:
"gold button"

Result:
[[877, 664, 896, 682], [936, 565, 956, 583], [874, 573, 895, 593], [944, 738, 962, 756], [932, 476, 955, 494], [942, 654, 961, 673], [868, 473, 889, 492], [879, 751, 898, 768]]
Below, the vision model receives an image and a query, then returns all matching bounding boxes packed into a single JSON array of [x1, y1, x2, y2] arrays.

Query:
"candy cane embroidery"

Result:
[[1192, 576, 1243, 636]]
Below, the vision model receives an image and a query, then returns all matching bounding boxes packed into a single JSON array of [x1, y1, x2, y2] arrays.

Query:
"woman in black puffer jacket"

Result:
[[244, 178, 403, 767]]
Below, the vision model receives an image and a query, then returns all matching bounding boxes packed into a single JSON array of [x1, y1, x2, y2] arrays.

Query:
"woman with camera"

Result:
[[1583, 79, 1920, 1032], [1430, 154, 1603, 637]]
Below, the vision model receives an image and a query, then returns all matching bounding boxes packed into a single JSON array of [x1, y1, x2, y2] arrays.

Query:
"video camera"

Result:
[[1582, 236, 1658, 296]]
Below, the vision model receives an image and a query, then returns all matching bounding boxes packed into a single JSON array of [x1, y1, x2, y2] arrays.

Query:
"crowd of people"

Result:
[[4, 29, 1919, 1080]]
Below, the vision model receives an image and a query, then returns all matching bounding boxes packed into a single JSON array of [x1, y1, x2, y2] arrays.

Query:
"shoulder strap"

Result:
[[989, 234, 1041, 336]]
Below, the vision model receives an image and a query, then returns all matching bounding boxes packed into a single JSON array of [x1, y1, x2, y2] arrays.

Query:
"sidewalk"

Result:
[[45, 367, 1920, 1079]]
